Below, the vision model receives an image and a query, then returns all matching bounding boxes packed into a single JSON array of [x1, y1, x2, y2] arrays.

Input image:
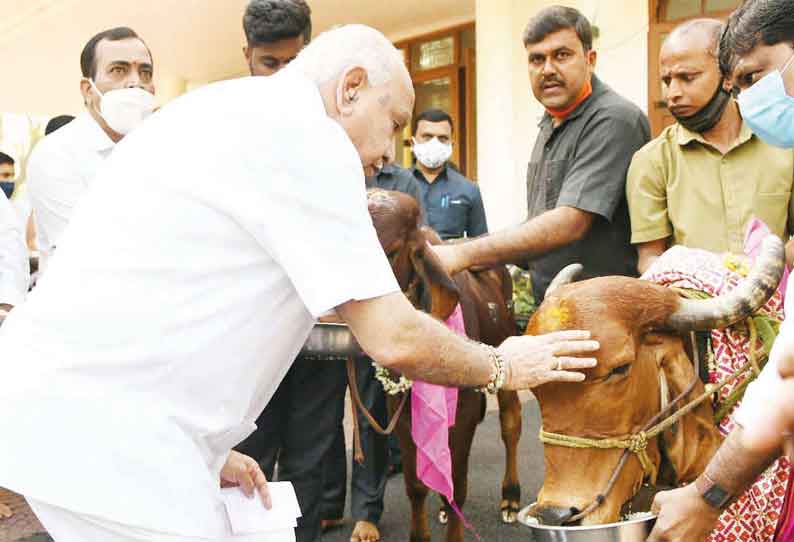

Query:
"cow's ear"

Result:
[[655, 335, 722, 484], [409, 235, 459, 320]]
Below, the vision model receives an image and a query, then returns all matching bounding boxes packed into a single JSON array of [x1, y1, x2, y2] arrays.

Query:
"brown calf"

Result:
[[366, 189, 522, 542]]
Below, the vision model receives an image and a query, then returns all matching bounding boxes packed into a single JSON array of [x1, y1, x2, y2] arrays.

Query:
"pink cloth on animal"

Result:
[[411, 304, 465, 505], [745, 218, 789, 302]]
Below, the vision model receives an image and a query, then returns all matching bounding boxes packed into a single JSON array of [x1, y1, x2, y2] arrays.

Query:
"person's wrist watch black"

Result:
[[695, 473, 733, 509]]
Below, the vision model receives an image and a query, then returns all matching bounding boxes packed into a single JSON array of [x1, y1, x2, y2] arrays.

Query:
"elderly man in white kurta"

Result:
[[0, 191, 29, 322], [0, 25, 600, 542]]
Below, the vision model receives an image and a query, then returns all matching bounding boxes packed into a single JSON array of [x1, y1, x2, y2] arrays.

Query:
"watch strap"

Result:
[[695, 473, 733, 509]]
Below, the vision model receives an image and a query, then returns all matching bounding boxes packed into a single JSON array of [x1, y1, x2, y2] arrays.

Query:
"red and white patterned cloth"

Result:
[[645, 246, 790, 542]]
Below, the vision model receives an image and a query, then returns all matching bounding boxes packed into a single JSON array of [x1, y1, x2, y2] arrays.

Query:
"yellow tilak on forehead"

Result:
[[537, 301, 571, 330]]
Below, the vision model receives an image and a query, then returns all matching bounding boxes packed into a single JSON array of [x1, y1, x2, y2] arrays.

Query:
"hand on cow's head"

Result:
[[367, 189, 459, 319], [410, 229, 460, 320]]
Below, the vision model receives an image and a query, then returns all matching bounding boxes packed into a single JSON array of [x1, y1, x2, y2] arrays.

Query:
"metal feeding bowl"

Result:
[[518, 505, 656, 542], [300, 322, 363, 358]]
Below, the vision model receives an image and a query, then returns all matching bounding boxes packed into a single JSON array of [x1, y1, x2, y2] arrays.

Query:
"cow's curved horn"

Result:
[[546, 263, 584, 296], [665, 236, 785, 332]]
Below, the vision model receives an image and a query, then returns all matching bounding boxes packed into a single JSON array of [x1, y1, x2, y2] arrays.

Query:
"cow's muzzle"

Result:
[[533, 504, 581, 526]]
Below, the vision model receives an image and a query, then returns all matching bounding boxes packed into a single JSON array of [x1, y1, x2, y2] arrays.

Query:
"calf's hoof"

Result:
[[0, 503, 13, 519], [500, 499, 520, 524], [502, 508, 517, 523], [351, 520, 380, 542], [437, 508, 448, 524]]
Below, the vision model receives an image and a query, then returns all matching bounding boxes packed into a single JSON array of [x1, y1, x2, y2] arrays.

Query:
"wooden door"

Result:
[[395, 24, 477, 177], [648, 23, 677, 136], [412, 67, 462, 167]]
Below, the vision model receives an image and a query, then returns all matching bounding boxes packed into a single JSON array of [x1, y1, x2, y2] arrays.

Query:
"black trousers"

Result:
[[236, 355, 347, 542], [321, 356, 400, 524]]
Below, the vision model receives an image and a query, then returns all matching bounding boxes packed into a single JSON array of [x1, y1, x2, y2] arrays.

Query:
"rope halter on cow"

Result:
[[539, 332, 769, 523]]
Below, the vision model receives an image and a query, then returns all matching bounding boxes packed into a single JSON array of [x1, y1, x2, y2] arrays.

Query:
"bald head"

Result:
[[663, 18, 724, 59], [659, 18, 733, 128], [288, 25, 415, 177], [290, 24, 410, 88]]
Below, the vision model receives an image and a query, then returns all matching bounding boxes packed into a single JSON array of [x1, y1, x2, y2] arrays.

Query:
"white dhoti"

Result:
[[28, 499, 296, 542]]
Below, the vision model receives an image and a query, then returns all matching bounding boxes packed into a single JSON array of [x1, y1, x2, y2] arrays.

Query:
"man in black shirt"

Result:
[[432, 6, 648, 303]]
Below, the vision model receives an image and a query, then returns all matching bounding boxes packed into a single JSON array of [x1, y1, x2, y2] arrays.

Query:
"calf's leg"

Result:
[[497, 389, 522, 523]]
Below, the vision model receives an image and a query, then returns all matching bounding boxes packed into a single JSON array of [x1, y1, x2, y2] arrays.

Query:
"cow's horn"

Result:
[[665, 236, 785, 332], [546, 263, 584, 296]]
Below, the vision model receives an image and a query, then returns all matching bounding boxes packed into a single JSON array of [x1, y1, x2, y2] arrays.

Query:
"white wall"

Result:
[[475, 0, 649, 231]]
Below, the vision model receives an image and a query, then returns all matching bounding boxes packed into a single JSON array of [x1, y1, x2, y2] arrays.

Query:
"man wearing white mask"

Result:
[[410, 108, 487, 240], [27, 27, 155, 269]]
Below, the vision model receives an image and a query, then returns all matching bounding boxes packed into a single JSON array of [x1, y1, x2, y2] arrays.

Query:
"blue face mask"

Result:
[[738, 52, 794, 148], [0, 181, 13, 199]]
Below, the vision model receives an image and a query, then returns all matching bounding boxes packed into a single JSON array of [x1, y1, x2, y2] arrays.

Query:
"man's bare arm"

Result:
[[701, 429, 780, 498], [338, 292, 491, 387], [648, 428, 780, 542], [433, 206, 594, 275], [337, 292, 600, 390], [637, 238, 668, 275]]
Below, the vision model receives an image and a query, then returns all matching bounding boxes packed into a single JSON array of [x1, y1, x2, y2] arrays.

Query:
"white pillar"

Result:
[[475, 0, 527, 232]]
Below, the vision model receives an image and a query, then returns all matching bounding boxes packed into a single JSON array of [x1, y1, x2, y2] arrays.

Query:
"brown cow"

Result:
[[364, 189, 523, 542], [523, 237, 784, 526]]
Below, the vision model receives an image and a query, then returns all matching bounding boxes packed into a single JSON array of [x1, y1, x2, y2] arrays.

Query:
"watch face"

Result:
[[703, 484, 732, 509]]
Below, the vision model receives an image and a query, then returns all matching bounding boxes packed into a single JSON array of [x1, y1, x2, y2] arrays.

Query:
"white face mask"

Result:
[[88, 79, 155, 135], [412, 137, 453, 169]]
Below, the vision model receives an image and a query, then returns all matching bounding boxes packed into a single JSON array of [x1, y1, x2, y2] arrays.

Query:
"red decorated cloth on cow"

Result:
[[644, 245, 790, 542]]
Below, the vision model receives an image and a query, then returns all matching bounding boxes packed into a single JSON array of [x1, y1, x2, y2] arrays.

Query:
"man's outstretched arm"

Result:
[[337, 291, 600, 390], [648, 428, 781, 542], [432, 206, 594, 275]]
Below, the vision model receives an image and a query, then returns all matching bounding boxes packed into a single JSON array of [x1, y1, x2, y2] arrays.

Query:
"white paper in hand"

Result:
[[221, 481, 302, 535]]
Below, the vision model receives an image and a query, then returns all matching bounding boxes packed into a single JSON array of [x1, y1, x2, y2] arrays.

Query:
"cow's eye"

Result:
[[609, 363, 631, 378]]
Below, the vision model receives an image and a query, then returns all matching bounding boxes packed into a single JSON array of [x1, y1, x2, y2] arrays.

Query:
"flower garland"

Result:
[[373, 361, 487, 395], [373, 362, 413, 395]]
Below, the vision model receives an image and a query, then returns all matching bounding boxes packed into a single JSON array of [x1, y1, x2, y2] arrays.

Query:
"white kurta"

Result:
[[26, 111, 115, 266], [0, 71, 398, 539], [0, 191, 29, 306]]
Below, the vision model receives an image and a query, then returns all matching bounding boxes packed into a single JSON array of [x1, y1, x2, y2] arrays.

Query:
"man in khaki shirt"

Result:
[[627, 18, 794, 274]]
